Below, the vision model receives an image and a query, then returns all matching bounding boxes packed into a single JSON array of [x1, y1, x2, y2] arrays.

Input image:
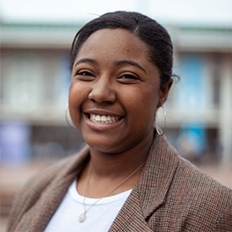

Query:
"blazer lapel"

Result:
[[108, 187, 154, 232], [140, 135, 179, 219], [109, 135, 179, 231]]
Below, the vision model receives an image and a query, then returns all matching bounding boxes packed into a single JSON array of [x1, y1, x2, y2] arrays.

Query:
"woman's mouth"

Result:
[[89, 114, 122, 123], [83, 111, 124, 130]]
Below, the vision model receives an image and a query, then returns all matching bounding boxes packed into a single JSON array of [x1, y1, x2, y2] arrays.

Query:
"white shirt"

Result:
[[44, 180, 132, 232]]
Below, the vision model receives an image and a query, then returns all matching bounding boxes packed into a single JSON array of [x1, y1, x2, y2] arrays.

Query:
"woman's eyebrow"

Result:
[[114, 60, 147, 73], [74, 58, 146, 73], [74, 58, 98, 66]]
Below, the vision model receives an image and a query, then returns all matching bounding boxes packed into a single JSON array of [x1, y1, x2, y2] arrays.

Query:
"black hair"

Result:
[[70, 11, 174, 91]]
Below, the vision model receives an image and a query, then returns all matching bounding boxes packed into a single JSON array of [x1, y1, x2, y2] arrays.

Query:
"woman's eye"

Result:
[[75, 71, 95, 81], [122, 74, 138, 79], [117, 74, 139, 83], [78, 71, 94, 76]]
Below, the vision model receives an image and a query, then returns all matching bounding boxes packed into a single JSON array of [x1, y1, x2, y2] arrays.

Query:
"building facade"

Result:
[[0, 21, 231, 165]]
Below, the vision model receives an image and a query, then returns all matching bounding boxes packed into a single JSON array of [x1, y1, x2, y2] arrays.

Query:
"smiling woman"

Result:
[[69, 28, 162, 154], [7, 11, 232, 232]]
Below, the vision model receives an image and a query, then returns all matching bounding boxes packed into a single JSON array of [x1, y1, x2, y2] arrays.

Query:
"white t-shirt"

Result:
[[44, 180, 132, 232]]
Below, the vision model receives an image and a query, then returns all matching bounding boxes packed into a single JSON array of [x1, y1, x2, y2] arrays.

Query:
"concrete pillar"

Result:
[[219, 54, 232, 165]]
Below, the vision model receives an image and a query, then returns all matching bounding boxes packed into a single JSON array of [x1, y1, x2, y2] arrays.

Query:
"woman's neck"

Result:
[[77, 131, 154, 198], [88, 135, 153, 178]]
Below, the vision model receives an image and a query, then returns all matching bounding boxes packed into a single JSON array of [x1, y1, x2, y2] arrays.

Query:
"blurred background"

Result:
[[0, 0, 231, 231]]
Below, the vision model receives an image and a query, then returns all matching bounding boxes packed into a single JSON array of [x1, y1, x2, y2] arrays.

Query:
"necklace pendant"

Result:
[[79, 212, 86, 223]]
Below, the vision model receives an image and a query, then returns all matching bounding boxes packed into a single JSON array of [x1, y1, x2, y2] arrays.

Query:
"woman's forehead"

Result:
[[75, 28, 150, 62]]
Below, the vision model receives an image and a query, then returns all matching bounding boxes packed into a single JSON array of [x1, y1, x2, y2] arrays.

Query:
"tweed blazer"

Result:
[[7, 135, 232, 232]]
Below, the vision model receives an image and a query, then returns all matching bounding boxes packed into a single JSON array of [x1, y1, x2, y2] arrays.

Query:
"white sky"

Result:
[[0, 0, 232, 26]]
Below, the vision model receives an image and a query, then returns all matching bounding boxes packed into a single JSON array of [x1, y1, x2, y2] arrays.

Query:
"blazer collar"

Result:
[[109, 135, 179, 231], [138, 135, 179, 218]]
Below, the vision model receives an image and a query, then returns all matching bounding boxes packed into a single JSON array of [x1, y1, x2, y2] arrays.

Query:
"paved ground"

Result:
[[0, 162, 231, 232]]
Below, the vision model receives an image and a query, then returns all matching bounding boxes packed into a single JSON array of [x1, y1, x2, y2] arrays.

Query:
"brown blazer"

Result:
[[7, 136, 232, 232]]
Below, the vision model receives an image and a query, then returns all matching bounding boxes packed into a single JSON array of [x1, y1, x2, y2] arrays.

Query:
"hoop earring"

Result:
[[65, 104, 76, 129], [156, 105, 167, 136]]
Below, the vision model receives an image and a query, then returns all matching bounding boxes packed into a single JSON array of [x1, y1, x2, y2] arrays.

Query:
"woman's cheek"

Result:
[[69, 82, 88, 106]]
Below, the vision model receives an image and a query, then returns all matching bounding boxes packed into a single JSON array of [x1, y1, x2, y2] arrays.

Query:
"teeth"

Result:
[[90, 114, 120, 123]]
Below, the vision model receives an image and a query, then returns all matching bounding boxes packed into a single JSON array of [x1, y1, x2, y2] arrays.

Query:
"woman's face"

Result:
[[69, 28, 166, 153]]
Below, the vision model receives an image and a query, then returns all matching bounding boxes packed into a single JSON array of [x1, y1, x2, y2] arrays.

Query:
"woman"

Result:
[[7, 11, 232, 232]]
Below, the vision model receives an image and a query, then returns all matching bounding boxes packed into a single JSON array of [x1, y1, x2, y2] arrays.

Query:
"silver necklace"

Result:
[[78, 161, 146, 223]]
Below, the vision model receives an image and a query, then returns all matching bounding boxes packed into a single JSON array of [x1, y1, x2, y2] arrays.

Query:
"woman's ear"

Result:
[[158, 78, 173, 106]]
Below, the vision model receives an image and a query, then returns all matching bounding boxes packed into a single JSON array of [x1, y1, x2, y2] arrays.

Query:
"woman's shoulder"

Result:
[[169, 156, 232, 230], [7, 156, 73, 220], [176, 156, 232, 197], [14, 144, 89, 199], [21, 154, 77, 193], [174, 156, 232, 202], [7, 146, 89, 232]]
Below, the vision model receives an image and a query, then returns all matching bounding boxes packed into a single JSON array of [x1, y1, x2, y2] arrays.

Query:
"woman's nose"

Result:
[[88, 78, 116, 103]]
